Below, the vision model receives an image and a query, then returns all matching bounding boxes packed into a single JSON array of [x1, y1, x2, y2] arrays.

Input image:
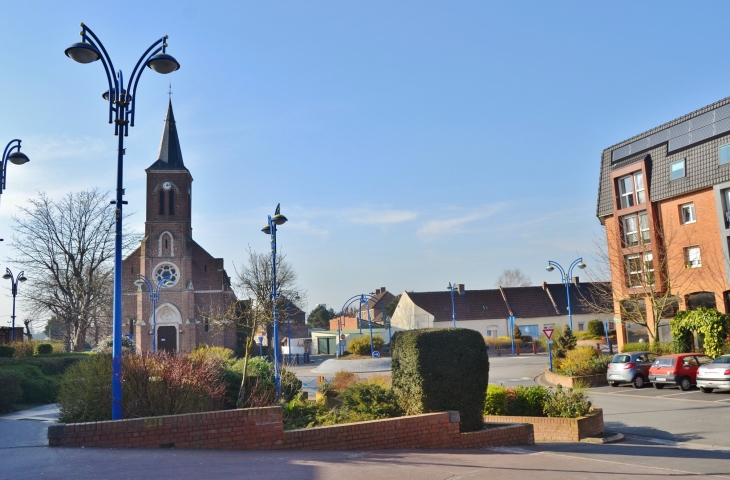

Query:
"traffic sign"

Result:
[[372, 351, 381, 358], [543, 328, 554, 340], [340, 334, 346, 341]]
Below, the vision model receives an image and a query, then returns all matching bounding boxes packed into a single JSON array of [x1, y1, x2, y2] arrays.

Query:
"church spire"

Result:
[[148, 100, 186, 170]]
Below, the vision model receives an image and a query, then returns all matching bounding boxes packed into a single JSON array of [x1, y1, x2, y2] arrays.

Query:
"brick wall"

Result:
[[483, 408, 603, 442], [49, 408, 534, 450]]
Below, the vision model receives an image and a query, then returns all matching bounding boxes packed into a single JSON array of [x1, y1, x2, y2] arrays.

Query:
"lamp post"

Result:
[[65, 23, 180, 420], [447, 282, 457, 327], [0, 139, 30, 209], [3, 268, 27, 342], [546, 258, 586, 331], [133, 274, 173, 352], [261, 203, 287, 399], [278, 292, 300, 364]]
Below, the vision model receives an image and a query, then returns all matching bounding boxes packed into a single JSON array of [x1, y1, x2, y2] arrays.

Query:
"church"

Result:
[[122, 101, 237, 353]]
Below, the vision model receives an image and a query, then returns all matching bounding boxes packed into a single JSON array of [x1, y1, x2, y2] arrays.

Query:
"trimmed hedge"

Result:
[[2, 365, 58, 404], [0, 370, 22, 413], [0, 346, 14, 358], [0, 355, 87, 375], [391, 328, 489, 432], [36, 343, 54, 355]]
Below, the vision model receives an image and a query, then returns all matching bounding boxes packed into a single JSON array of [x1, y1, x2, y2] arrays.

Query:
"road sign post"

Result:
[[604, 321, 612, 354], [372, 350, 380, 358], [543, 328, 555, 372]]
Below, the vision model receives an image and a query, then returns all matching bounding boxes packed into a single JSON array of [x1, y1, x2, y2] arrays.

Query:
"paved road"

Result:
[[2, 440, 726, 479]]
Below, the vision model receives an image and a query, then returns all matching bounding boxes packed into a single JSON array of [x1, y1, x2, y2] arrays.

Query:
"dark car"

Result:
[[607, 351, 657, 388], [648, 353, 713, 390]]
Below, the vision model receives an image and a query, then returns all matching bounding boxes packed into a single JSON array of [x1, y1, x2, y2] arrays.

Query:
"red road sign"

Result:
[[543, 328, 554, 340]]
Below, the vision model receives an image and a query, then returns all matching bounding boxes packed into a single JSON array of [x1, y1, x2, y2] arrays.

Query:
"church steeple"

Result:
[[148, 100, 186, 171]]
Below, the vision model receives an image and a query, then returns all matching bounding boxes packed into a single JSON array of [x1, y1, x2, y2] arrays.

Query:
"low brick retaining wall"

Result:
[[483, 408, 603, 442], [544, 370, 607, 387], [48, 407, 534, 450]]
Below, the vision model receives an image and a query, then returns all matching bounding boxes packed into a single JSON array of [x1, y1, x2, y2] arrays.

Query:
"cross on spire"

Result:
[[168, 83, 172, 101]]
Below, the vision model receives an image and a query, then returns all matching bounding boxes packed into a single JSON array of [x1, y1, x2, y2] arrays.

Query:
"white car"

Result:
[[696, 354, 730, 393]]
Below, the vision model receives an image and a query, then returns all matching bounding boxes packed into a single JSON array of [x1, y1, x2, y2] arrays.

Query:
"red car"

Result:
[[648, 353, 713, 390]]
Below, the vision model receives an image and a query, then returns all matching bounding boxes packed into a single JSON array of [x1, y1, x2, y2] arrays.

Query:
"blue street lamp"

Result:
[[278, 292, 301, 364], [0, 139, 30, 209], [447, 282, 457, 328], [133, 274, 173, 352], [65, 23, 180, 420], [546, 258, 587, 331], [2, 268, 26, 342], [261, 203, 287, 399]]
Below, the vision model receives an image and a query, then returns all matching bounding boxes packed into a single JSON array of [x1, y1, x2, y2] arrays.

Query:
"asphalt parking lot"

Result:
[[590, 383, 730, 404]]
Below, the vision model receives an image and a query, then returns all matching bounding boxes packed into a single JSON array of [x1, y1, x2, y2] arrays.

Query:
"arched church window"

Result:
[[159, 190, 165, 215], [160, 232, 173, 256], [169, 191, 175, 215]]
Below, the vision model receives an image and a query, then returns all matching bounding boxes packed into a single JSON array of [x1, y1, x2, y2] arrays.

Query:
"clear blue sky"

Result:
[[2, 1, 730, 329]]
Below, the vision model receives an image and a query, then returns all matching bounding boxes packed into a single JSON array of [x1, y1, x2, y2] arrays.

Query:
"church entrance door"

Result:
[[158, 326, 177, 352]]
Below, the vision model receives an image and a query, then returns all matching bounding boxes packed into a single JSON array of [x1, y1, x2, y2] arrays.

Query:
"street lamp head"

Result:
[[546, 265, 555, 272], [102, 89, 132, 102], [261, 224, 272, 235], [271, 203, 287, 225], [294, 294, 300, 300], [65, 42, 101, 64], [133, 279, 145, 287], [163, 279, 174, 287], [578, 261, 587, 270], [146, 53, 181, 74], [7, 150, 29, 165], [18, 274, 27, 283], [447, 282, 452, 290], [2, 273, 10, 280]]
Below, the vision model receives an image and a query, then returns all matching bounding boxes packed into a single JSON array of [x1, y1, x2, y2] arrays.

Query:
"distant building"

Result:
[[390, 282, 612, 338]]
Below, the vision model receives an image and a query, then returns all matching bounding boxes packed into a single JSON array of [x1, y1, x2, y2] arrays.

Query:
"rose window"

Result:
[[155, 262, 179, 286]]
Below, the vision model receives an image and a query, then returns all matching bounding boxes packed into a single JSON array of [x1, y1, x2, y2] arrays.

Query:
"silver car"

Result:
[[607, 351, 657, 388], [697, 354, 730, 393]]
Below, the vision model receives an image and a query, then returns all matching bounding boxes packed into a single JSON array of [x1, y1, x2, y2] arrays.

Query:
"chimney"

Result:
[[375, 288, 381, 295], [457, 284, 466, 296], [381, 287, 386, 293], [573, 276, 580, 286], [542, 282, 547, 290]]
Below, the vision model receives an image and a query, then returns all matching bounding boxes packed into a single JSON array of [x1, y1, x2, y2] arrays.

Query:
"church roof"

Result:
[[148, 100, 187, 171]]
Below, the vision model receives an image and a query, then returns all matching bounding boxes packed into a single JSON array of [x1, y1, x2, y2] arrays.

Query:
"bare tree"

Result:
[[8, 189, 137, 351], [494, 268, 532, 288], [219, 247, 305, 407]]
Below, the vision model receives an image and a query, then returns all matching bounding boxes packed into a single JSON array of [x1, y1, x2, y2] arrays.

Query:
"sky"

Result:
[[2, 1, 730, 332]]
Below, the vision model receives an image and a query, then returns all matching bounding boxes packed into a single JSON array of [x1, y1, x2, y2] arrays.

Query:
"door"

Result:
[[157, 326, 177, 352], [317, 337, 330, 354]]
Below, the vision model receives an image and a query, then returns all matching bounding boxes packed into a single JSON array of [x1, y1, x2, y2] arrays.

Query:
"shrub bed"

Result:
[[0, 370, 23, 413], [621, 342, 673, 354], [555, 347, 611, 377], [392, 328, 489, 432], [348, 335, 385, 355], [484, 384, 592, 419]]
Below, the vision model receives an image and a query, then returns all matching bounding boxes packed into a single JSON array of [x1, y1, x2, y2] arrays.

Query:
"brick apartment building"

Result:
[[122, 101, 237, 354], [597, 96, 730, 348]]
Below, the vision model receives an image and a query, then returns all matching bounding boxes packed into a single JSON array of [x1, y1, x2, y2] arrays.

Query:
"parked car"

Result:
[[648, 353, 713, 390], [696, 354, 730, 393], [607, 351, 657, 388]]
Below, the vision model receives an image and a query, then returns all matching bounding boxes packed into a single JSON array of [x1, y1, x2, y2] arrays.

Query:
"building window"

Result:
[[686, 246, 702, 268], [617, 172, 646, 209], [618, 175, 634, 209], [723, 189, 730, 229], [680, 203, 696, 224], [577, 322, 585, 332], [154, 262, 180, 286], [486, 328, 498, 338], [634, 172, 646, 204], [159, 190, 165, 215], [204, 318, 209, 333], [621, 211, 650, 247], [720, 144, 730, 165], [168, 191, 175, 215], [625, 252, 654, 287], [670, 159, 686, 180]]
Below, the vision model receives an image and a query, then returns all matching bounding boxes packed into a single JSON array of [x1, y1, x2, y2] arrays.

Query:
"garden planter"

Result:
[[483, 408, 603, 442], [544, 370, 607, 388]]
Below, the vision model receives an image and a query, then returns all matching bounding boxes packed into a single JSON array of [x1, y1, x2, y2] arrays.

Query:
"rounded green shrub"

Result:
[[586, 320, 605, 337], [392, 328, 489, 432], [340, 379, 400, 418], [36, 343, 53, 355], [348, 335, 385, 355]]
